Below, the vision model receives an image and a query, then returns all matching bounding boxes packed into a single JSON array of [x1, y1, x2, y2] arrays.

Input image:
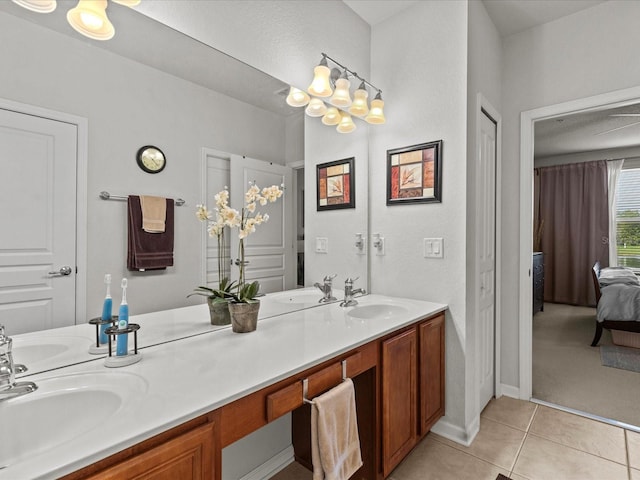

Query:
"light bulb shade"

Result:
[[336, 112, 356, 133], [349, 87, 369, 116], [111, 0, 141, 6], [12, 0, 56, 13], [365, 98, 386, 124], [285, 86, 310, 107], [305, 97, 328, 117], [67, 0, 114, 41], [321, 107, 341, 126], [308, 64, 333, 97], [330, 77, 352, 108]]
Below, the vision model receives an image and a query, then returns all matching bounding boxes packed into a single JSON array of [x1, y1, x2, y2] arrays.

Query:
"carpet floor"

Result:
[[533, 302, 640, 427]]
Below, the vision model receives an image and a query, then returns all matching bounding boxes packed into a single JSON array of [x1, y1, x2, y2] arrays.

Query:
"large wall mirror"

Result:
[[0, 1, 368, 371]]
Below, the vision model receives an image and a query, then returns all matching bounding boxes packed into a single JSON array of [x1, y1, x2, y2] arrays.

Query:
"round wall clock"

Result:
[[136, 145, 166, 174]]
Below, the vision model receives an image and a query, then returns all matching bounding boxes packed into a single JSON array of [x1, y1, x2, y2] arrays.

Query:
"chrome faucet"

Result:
[[314, 274, 337, 303], [340, 277, 366, 307], [0, 325, 37, 401]]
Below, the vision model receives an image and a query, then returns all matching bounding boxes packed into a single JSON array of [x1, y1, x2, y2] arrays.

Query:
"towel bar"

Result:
[[303, 359, 348, 404], [100, 191, 186, 206]]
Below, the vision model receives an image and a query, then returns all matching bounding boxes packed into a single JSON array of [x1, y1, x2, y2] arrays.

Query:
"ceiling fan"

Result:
[[594, 113, 640, 136]]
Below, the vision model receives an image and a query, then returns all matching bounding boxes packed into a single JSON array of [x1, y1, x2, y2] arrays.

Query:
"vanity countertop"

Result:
[[1, 293, 446, 479], [12, 287, 329, 377]]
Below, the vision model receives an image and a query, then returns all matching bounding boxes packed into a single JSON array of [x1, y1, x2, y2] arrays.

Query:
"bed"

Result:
[[591, 261, 640, 346]]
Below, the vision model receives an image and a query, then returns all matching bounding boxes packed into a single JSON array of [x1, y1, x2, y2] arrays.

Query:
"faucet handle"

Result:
[[345, 276, 359, 285], [323, 274, 337, 283]]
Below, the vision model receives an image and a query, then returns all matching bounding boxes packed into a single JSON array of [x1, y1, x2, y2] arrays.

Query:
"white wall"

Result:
[[0, 11, 287, 317], [370, 0, 470, 438], [501, 0, 640, 389]]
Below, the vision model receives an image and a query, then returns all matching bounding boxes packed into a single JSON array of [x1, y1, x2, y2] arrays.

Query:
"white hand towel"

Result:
[[311, 378, 363, 480]]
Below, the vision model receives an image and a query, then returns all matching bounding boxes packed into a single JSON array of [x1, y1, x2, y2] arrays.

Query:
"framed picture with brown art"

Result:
[[316, 157, 355, 211], [386, 140, 442, 205]]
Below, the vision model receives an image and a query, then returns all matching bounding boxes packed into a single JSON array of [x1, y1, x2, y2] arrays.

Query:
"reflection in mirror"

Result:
[[0, 1, 368, 374]]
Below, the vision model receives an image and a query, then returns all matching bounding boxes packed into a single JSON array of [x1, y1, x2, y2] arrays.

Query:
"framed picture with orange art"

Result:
[[316, 157, 355, 211], [387, 140, 442, 205]]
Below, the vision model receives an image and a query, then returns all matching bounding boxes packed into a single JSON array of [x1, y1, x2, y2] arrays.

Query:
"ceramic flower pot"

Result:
[[207, 298, 231, 326], [228, 301, 260, 333]]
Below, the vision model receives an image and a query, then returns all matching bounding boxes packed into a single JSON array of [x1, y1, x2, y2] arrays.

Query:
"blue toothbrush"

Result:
[[99, 274, 112, 345], [116, 278, 129, 356]]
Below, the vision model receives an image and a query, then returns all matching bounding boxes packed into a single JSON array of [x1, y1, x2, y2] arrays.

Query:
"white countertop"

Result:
[[1, 293, 446, 479], [12, 287, 332, 377]]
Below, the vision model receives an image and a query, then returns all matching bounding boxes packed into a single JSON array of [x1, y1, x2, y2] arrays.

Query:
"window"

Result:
[[616, 167, 640, 270]]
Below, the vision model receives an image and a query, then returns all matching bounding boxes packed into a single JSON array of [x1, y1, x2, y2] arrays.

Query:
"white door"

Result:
[[0, 108, 77, 335], [230, 155, 294, 293], [478, 110, 497, 410], [204, 150, 231, 287]]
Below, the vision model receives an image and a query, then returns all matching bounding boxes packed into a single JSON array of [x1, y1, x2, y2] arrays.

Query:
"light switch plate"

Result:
[[316, 237, 328, 254], [424, 238, 444, 258]]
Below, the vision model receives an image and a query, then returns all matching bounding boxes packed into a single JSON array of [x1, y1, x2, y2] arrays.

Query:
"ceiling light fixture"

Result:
[[288, 53, 385, 133], [12, 0, 140, 41]]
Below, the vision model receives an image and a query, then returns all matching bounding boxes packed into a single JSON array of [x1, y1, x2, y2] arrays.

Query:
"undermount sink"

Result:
[[12, 335, 93, 373], [0, 371, 147, 468], [347, 304, 410, 320], [268, 289, 326, 306]]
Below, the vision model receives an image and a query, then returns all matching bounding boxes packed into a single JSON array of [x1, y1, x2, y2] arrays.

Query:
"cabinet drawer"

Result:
[[266, 351, 363, 422]]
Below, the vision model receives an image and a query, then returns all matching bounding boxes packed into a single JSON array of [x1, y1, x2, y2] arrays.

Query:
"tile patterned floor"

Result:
[[270, 396, 640, 479]]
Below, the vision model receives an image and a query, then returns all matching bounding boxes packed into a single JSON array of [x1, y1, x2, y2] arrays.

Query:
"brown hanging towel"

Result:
[[127, 195, 174, 271]]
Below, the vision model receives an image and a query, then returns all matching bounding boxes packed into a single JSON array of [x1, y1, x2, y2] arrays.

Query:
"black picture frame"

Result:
[[316, 157, 355, 211], [386, 140, 442, 205]]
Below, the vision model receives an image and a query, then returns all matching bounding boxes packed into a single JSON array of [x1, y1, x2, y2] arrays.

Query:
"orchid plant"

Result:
[[194, 182, 283, 304]]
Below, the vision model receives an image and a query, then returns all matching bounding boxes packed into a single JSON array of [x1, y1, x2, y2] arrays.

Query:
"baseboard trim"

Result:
[[238, 445, 295, 480], [430, 416, 479, 447], [500, 383, 520, 399]]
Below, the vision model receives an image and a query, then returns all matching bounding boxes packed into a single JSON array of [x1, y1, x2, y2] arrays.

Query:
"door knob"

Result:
[[48, 266, 72, 276]]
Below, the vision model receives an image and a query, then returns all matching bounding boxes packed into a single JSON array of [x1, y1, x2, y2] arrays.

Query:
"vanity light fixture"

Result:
[[67, 0, 115, 40], [321, 107, 341, 126], [285, 86, 310, 107], [330, 71, 352, 108], [336, 111, 356, 134], [11, 0, 57, 13], [12, 0, 140, 41], [349, 81, 369, 117], [287, 53, 385, 133], [305, 97, 328, 117], [308, 56, 334, 97]]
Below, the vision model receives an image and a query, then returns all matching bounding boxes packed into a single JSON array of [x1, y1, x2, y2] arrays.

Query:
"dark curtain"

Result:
[[535, 160, 609, 307]]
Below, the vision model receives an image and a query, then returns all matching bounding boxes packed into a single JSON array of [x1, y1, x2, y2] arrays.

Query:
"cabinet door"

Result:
[[419, 314, 445, 436], [382, 328, 417, 477], [86, 423, 215, 480]]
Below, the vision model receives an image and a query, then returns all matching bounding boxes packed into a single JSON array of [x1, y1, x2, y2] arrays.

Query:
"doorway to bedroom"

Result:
[[528, 93, 640, 430]]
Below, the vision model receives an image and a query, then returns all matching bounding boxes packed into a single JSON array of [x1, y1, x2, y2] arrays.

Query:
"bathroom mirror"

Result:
[[0, 1, 368, 373]]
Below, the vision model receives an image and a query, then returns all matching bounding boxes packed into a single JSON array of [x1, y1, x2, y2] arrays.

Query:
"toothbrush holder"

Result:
[[88, 315, 118, 354], [103, 323, 142, 368]]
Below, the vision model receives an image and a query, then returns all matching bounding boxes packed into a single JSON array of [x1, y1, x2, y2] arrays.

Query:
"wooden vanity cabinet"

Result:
[[381, 313, 445, 477], [418, 313, 445, 436], [381, 328, 417, 477], [62, 413, 219, 480]]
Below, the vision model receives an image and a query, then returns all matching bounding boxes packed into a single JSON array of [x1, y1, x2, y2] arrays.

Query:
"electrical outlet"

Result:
[[423, 238, 443, 258]]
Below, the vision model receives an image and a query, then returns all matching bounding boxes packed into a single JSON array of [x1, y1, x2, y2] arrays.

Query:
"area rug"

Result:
[[600, 345, 640, 373]]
